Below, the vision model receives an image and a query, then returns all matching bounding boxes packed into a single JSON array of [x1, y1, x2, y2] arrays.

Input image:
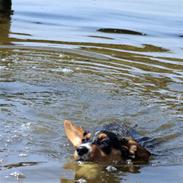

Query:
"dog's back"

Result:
[[95, 122, 132, 139]]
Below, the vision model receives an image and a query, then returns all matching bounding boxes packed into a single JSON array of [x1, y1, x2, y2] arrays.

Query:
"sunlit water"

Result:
[[0, 0, 183, 183]]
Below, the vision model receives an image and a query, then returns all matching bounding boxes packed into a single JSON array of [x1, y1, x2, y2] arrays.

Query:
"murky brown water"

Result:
[[0, 0, 183, 183]]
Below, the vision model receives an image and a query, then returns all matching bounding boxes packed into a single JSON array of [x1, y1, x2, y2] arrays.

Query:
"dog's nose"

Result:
[[76, 146, 89, 156]]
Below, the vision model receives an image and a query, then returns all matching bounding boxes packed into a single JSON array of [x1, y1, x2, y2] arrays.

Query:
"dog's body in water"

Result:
[[64, 120, 151, 164]]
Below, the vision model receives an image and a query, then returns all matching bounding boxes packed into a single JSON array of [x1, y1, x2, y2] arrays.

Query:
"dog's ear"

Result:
[[127, 139, 151, 161], [64, 120, 84, 147]]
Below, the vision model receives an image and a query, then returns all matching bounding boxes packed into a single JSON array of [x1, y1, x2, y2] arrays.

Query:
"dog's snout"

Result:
[[76, 146, 89, 156]]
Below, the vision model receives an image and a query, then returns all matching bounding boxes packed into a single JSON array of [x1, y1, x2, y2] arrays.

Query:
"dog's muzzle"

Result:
[[76, 146, 89, 156], [75, 143, 92, 161]]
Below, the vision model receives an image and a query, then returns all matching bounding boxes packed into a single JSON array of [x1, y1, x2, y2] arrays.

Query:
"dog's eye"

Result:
[[99, 138, 111, 154], [100, 138, 108, 143], [94, 137, 110, 147], [93, 133, 108, 144], [94, 137, 107, 145]]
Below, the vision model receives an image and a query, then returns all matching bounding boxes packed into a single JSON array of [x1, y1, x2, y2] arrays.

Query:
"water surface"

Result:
[[0, 0, 183, 183]]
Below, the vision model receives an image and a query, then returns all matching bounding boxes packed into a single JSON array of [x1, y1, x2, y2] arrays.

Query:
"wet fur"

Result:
[[64, 120, 151, 163]]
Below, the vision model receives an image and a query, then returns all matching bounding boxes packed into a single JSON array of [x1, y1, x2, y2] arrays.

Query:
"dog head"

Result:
[[64, 120, 150, 163]]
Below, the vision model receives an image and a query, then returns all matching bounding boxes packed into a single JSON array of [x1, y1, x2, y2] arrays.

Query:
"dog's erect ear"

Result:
[[64, 120, 84, 147]]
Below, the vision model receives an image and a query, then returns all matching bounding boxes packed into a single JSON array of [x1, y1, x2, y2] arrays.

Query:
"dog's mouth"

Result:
[[76, 154, 90, 162], [74, 143, 92, 162], [77, 157, 87, 162]]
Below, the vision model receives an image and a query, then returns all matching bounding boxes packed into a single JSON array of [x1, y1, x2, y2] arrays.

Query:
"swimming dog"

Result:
[[64, 120, 151, 163]]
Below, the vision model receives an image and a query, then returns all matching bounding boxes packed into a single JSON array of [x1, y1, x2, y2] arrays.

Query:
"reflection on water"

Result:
[[97, 28, 146, 36], [61, 161, 141, 183], [0, 0, 12, 45], [0, 0, 11, 14], [0, 0, 183, 183]]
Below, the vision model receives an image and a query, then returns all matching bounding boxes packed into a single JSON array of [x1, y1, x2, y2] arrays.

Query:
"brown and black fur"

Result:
[[64, 120, 151, 163]]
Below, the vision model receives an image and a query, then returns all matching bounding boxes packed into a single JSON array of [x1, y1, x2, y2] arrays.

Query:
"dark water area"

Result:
[[0, 0, 183, 182]]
